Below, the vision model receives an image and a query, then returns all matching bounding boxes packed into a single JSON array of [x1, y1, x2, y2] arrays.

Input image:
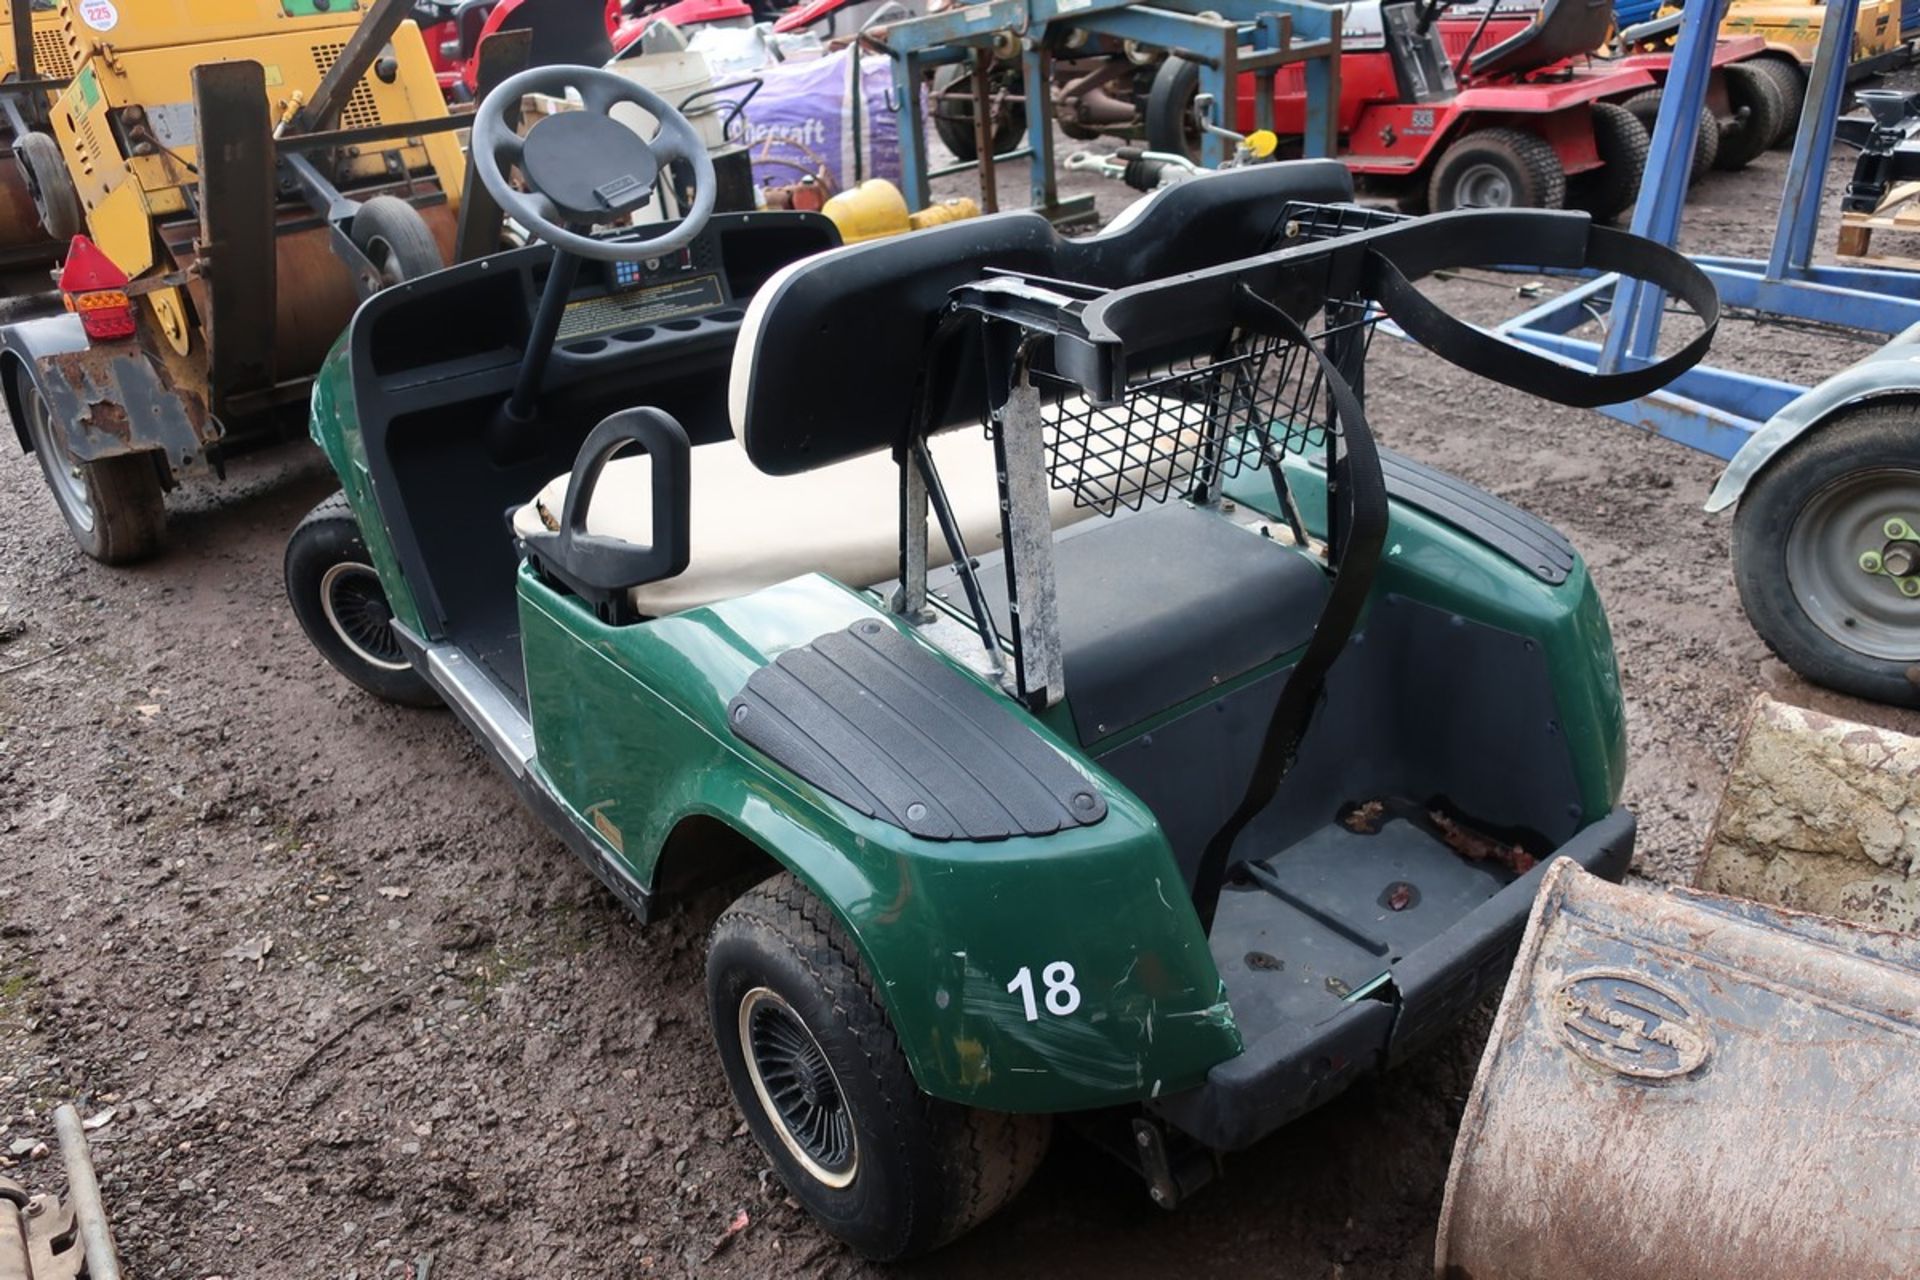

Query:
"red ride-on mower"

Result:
[[1440, 4, 1793, 175], [1150, 0, 1658, 215]]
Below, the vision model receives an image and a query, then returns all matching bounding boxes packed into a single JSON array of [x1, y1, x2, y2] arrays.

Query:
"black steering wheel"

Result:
[[472, 64, 718, 261]]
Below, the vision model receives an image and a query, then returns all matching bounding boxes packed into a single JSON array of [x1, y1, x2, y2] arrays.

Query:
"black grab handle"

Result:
[[520, 407, 692, 609]]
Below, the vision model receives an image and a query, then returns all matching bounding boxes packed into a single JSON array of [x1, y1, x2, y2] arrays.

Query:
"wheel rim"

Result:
[[1454, 162, 1514, 208], [738, 987, 858, 1189], [1783, 466, 1920, 661], [22, 381, 93, 534], [318, 561, 410, 671]]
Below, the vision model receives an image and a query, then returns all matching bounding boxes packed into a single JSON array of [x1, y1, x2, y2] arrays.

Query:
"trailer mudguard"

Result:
[[515, 569, 1244, 1114], [1705, 318, 1920, 513], [0, 311, 210, 469]]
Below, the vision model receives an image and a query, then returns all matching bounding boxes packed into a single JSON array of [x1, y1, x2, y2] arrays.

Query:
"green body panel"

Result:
[[517, 570, 1242, 1112], [1224, 460, 1629, 821], [308, 341, 425, 633]]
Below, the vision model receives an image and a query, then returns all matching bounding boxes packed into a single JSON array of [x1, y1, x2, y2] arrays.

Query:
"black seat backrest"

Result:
[[456, 0, 496, 59], [1467, 0, 1611, 78], [495, 0, 615, 67], [731, 158, 1354, 476]]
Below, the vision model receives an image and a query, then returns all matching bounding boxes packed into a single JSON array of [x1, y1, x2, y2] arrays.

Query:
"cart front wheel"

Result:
[[20, 375, 165, 563], [1734, 403, 1920, 707], [707, 873, 1051, 1260], [285, 492, 438, 707]]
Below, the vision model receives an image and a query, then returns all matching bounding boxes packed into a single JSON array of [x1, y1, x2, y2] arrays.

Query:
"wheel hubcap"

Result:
[[1785, 470, 1920, 661], [738, 987, 858, 1189], [1455, 162, 1515, 208], [318, 562, 410, 671], [22, 382, 93, 533]]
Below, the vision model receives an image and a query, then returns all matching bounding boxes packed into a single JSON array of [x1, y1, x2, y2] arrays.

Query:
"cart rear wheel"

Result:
[[929, 62, 1027, 162], [1427, 127, 1566, 211], [1752, 56, 1805, 146], [708, 873, 1051, 1260], [1571, 102, 1650, 222], [1734, 403, 1920, 707], [349, 196, 445, 289], [1716, 62, 1787, 171], [1144, 54, 1205, 162], [20, 376, 165, 563], [13, 132, 82, 242], [285, 492, 438, 707], [1621, 89, 1718, 180]]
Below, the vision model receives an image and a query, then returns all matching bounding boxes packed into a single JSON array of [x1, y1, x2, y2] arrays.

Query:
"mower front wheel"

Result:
[[707, 873, 1052, 1260], [1717, 62, 1788, 171], [1571, 103, 1650, 223], [349, 196, 446, 290], [285, 493, 438, 707], [20, 376, 165, 564], [1621, 89, 1718, 180], [1427, 127, 1566, 211], [1733, 403, 1920, 707], [1752, 56, 1806, 145]]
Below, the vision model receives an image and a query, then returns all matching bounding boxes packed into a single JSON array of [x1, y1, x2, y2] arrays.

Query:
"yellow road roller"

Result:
[[0, 0, 491, 562]]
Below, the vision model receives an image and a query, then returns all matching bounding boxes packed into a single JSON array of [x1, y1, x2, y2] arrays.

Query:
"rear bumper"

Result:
[[1149, 807, 1637, 1151]]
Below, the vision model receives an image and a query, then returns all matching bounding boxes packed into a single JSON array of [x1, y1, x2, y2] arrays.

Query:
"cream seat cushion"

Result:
[[512, 427, 1102, 617]]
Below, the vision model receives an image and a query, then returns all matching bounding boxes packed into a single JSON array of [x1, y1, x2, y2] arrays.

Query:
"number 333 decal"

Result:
[[1007, 962, 1082, 1022]]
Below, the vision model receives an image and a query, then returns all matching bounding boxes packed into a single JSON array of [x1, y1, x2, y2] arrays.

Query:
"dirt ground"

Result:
[[5, 88, 1920, 1280]]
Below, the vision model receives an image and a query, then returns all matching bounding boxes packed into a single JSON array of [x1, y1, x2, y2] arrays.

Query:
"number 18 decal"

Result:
[[1007, 962, 1082, 1021]]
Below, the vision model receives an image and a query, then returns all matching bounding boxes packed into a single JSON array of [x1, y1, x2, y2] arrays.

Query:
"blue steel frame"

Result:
[[871, 0, 1341, 213], [1497, 0, 1920, 460]]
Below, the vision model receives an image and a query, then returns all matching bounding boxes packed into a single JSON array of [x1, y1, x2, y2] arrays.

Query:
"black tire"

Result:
[[285, 492, 439, 707], [929, 62, 1026, 162], [13, 132, 82, 241], [1426, 126, 1567, 210], [348, 196, 444, 289], [1733, 403, 1920, 707], [1621, 89, 1718, 181], [1716, 61, 1787, 171], [1753, 56, 1805, 146], [708, 873, 1052, 1260], [1570, 102, 1650, 222], [1144, 53, 1204, 162], [19, 374, 165, 563]]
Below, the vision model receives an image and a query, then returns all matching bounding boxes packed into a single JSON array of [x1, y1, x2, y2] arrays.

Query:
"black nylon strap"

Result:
[[1190, 286, 1389, 932], [1365, 221, 1721, 409]]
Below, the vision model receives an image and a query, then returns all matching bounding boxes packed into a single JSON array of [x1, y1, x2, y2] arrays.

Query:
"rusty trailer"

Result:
[[1436, 858, 1920, 1280], [0, 1105, 120, 1280]]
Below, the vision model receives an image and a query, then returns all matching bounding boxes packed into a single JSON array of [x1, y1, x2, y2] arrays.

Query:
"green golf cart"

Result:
[[284, 65, 1716, 1259]]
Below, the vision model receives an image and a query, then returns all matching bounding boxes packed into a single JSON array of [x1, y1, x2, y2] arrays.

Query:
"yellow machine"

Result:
[[0, 1, 75, 266], [0, 0, 499, 563], [1719, 0, 1904, 80]]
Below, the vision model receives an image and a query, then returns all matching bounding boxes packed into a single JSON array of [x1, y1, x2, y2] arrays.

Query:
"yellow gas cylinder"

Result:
[[823, 180, 981, 243], [909, 197, 980, 230]]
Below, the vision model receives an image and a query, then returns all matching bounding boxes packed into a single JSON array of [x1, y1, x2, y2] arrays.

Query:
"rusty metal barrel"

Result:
[[1436, 859, 1920, 1280]]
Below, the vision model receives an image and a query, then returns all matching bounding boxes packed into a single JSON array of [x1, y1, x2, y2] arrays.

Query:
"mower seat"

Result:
[[1463, 0, 1611, 79], [512, 429, 1104, 616]]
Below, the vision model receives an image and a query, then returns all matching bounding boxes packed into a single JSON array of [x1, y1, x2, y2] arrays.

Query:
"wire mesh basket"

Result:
[[1005, 298, 1382, 515]]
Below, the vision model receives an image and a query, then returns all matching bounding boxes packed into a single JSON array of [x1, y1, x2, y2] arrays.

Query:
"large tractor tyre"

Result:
[[1733, 403, 1920, 708], [1621, 89, 1718, 181], [13, 132, 82, 242], [1144, 53, 1205, 162], [1717, 62, 1788, 171], [929, 62, 1027, 162], [1753, 56, 1806, 146], [285, 493, 439, 707], [350, 196, 445, 289], [708, 873, 1052, 1261], [19, 376, 165, 564], [1570, 102, 1651, 222], [1427, 127, 1567, 210]]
